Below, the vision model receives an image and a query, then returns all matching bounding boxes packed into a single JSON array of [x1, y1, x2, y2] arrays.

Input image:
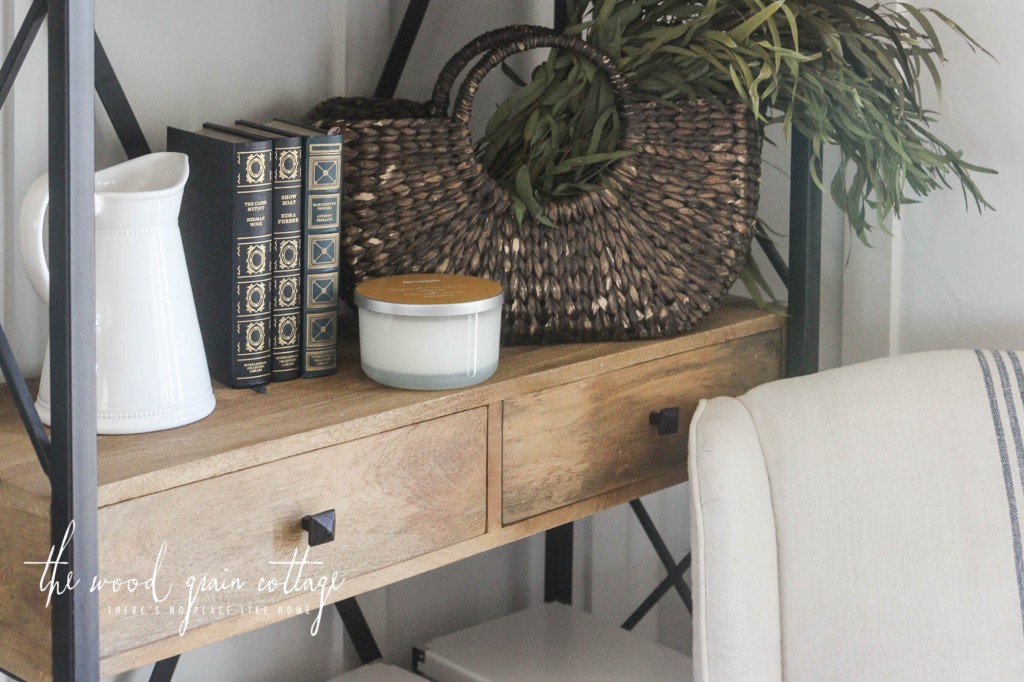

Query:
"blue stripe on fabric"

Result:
[[992, 351, 1024, 504], [975, 349, 1024, 638], [1002, 352, 1024, 496], [1003, 349, 1024, 633]]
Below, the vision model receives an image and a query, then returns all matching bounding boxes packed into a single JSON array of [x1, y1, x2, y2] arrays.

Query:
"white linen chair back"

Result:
[[689, 350, 1024, 681]]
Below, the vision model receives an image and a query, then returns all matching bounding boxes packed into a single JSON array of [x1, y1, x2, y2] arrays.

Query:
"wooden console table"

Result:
[[0, 298, 783, 680]]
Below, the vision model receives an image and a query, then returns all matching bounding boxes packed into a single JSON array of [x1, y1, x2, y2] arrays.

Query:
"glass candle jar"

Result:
[[353, 274, 504, 390]]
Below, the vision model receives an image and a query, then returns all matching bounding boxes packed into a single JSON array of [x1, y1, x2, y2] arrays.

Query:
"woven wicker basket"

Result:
[[310, 25, 762, 344]]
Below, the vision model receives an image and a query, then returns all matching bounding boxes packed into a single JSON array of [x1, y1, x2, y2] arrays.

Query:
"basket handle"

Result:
[[429, 25, 631, 127]]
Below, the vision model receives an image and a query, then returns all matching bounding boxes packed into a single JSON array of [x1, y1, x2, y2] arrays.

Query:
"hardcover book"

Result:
[[208, 123, 305, 382], [237, 119, 342, 378], [167, 126, 274, 388]]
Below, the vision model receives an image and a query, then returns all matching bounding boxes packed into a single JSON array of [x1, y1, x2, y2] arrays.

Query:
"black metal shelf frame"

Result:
[[0, 1, 820, 680], [0, 1, 100, 680]]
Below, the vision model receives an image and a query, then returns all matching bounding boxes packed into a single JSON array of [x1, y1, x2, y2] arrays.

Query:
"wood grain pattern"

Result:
[[0, 299, 784, 678], [0, 299, 781, 508], [100, 468, 688, 677], [486, 402, 503, 532], [92, 408, 485, 667], [503, 330, 783, 523], [0, 484, 51, 682]]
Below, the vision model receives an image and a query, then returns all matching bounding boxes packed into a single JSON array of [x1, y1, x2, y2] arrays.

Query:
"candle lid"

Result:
[[354, 273, 504, 317]]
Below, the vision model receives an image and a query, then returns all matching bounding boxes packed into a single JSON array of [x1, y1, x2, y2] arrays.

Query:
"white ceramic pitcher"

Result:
[[19, 151, 215, 434]]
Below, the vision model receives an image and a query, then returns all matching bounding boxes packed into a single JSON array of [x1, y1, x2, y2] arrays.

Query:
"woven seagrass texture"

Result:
[[311, 26, 762, 345]]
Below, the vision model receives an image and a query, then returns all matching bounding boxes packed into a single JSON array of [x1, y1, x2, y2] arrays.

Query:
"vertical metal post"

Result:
[[786, 130, 822, 377], [48, 0, 99, 680], [544, 523, 573, 604], [540, 0, 576, 611]]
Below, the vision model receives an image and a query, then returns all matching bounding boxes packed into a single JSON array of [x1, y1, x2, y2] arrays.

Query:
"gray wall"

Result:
[[839, 1, 1014, 361]]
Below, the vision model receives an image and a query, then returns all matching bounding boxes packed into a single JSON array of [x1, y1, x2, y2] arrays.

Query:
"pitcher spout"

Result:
[[94, 151, 189, 197], [94, 152, 189, 232]]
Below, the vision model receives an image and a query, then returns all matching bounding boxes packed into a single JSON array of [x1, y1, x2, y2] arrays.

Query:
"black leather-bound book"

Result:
[[237, 119, 342, 378], [207, 122, 304, 382], [167, 126, 274, 388]]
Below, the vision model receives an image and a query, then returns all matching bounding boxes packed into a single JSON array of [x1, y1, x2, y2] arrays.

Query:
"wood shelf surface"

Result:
[[0, 297, 784, 680], [0, 298, 783, 509]]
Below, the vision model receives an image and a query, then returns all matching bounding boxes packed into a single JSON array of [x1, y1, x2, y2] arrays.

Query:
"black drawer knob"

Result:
[[649, 407, 680, 436], [301, 509, 336, 547]]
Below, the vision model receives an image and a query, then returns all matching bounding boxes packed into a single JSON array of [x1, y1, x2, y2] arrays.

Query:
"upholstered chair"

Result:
[[689, 350, 1024, 681]]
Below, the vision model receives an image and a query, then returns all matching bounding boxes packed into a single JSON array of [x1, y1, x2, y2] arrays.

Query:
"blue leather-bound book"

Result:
[[210, 122, 304, 382], [237, 119, 342, 378]]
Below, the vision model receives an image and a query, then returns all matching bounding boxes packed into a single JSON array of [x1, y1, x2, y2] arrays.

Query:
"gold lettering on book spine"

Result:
[[302, 140, 341, 374], [234, 146, 272, 380], [271, 140, 303, 379]]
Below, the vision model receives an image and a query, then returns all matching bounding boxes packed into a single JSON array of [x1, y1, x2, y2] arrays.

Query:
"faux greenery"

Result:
[[478, 0, 995, 269]]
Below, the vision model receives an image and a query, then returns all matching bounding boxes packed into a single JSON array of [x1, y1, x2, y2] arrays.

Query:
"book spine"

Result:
[[232, 146, 274, 386], [301, 135, 343, 377], [270, 138, 303, 381]]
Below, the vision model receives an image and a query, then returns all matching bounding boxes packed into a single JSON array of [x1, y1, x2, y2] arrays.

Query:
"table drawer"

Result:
[[97, 408, 487, 658], [501, 330, 782, 523]]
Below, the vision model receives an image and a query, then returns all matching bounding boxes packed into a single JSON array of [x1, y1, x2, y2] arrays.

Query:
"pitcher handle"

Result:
[[19, 174, 51, 307]]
